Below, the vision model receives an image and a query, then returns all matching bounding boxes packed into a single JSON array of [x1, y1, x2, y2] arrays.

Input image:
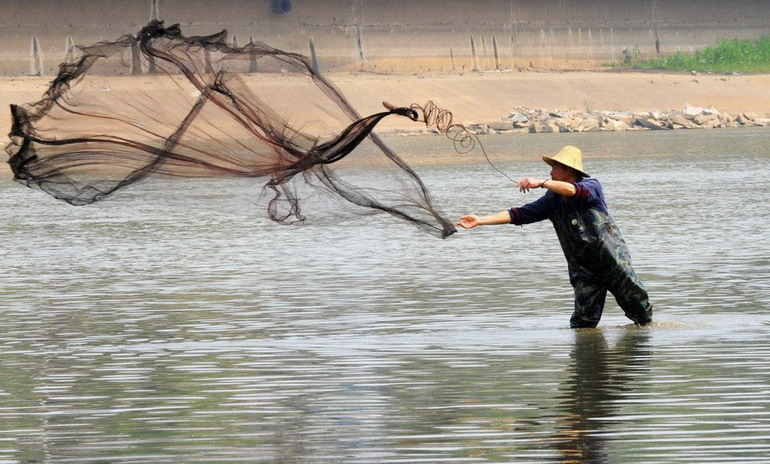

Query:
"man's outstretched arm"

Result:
[[456, 210, 512, 229]]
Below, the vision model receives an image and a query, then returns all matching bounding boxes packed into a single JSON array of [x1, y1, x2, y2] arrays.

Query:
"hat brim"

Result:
[[542, 156, 590, 178]]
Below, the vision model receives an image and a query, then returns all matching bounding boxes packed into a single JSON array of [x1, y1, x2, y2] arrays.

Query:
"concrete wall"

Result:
[[4, 0, 770, 75]]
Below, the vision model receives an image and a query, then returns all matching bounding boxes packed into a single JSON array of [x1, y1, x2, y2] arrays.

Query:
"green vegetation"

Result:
[[610, 36, 770, 73]]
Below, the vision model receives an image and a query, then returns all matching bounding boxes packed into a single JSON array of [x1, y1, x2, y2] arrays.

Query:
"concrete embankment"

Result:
[[3, 0, 770, 75]]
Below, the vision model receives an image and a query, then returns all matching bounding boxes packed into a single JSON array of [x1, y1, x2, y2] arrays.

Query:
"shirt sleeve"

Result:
[[508, 193, 555, 225], [572, 178, 608, 214]]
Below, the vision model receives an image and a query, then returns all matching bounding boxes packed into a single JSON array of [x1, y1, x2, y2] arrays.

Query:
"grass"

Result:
[[608, 36, 770, 73]]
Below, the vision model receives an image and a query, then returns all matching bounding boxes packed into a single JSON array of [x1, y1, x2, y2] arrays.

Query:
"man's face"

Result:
[[550, 163, 574, 182]]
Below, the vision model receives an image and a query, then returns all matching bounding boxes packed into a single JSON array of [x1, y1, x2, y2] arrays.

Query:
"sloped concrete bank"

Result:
[[4, 0, 770, 74]]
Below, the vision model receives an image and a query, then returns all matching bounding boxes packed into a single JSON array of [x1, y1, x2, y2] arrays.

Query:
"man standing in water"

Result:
[[456, 146, 653, 328]]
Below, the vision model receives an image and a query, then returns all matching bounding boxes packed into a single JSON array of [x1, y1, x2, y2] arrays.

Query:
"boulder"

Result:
[[468, 123, 489, 135], [603, 119, 630, 131], [604, 112, 636, 125], [636, 118, 667, 130], [579, 119, 601, 132], [508, 113, 530, 124], [489, 121, 514, 131], [541, 123, 557, 133], [488, 104, 767, 135], [669, 113, 693, 128], [744, 112, 760, 121], [693, 113, 718, 125], [513, 119, 531, 129], [684, 104, 719, 117]]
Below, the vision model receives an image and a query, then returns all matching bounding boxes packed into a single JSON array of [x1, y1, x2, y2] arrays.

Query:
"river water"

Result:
[[1, 128, 769, 463]]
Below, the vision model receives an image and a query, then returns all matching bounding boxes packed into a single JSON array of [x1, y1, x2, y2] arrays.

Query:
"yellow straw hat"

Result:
[[542, 145, 590, 177]]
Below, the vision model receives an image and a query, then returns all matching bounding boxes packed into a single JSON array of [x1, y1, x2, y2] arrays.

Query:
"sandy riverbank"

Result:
[[3, 69, 770, 177], [327, 70, 770, 123]]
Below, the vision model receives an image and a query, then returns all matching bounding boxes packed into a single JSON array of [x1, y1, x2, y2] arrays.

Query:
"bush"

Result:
[[610, 36, 770, 73]]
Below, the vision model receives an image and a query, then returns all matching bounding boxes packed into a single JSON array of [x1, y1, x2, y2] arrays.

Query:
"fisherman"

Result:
[[456, 145, 653, 328]]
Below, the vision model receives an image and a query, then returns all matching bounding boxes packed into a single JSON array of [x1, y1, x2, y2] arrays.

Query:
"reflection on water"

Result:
[[556, 329, 651, 463], [1, 128, 770, 462]]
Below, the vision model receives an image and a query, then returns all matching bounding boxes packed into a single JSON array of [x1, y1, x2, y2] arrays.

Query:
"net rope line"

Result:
[[409, 100, 517, 184]]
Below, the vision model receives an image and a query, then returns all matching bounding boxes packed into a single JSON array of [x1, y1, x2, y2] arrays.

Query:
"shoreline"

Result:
[[4, 69, 770, 177]]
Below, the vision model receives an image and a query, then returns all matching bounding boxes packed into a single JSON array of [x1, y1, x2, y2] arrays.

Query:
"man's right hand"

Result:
[[456, 215, 481, 229]]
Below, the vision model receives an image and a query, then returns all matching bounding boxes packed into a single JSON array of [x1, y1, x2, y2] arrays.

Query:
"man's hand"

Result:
[[456, 210, 512, 229], [456, 215, 482, 229], [517, 177, 547, 193]]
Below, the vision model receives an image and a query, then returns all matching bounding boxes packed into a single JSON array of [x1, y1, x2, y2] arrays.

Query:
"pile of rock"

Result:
[[465, 105, 770, 135]]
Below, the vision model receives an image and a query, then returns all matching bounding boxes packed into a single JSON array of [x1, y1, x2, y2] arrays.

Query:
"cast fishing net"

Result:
[[6, 20, 457, 238]]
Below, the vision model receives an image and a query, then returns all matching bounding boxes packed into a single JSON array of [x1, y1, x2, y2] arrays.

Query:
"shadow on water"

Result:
[[556, 328, 651, 463]]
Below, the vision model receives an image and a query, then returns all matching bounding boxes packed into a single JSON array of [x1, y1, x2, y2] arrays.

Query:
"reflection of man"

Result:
[[556, 329, 651, 461], [457, 146, 653, 328]]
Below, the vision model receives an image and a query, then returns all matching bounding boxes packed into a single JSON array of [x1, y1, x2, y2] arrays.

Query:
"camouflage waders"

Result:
[[550, 207, 653, 328]]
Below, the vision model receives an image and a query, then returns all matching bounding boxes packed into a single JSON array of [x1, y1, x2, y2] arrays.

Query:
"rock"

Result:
[[669, 113, 692, 128], [487, 104, 766, 135], [579, 119, 601, 132], [528, 122, 543, 133], [693, 113, 718, 125], [604, 111, 636, 125], [744, 112, 760, 121], [585, 113, 604, 123], [489, 121, 514, 131], [684, 105, 719, 116], [508, 113, 530, 123], [541, 123, 557, 133], [636, 118, 667, 130], [603, 119, 630, 131], [578, 119, 600, 132]]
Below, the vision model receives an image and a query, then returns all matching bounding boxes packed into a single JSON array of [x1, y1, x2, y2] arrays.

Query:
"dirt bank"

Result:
[[3, 69, 770, 177], [328, 70, 770, 127]]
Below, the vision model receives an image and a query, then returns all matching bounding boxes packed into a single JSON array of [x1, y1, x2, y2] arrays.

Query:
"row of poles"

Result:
[[28, 33, 320, 76], [25, 0, 669, 75], [28, 31, 607, 76]]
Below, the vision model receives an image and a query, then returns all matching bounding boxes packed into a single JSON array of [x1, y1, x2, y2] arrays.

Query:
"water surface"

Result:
[[1, 128, 769, 462]]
